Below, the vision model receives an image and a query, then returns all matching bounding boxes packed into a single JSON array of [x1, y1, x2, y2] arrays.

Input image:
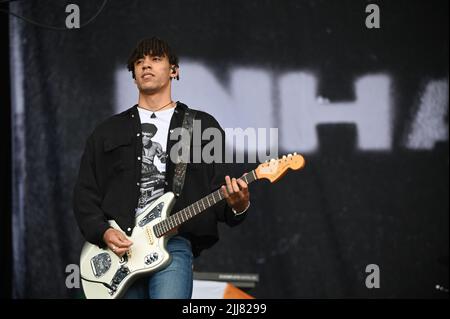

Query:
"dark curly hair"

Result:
[[127, 37, 179, 80]]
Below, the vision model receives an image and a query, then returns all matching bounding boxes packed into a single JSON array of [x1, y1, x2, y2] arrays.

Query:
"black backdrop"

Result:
[[6, 0, 448, 298]]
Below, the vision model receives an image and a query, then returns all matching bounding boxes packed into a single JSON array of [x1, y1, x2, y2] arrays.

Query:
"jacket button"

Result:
[[127, 227, 132, 232], [131, 114, 135, 118], [137, 156, 141, 161], [164, 181, 168, 185], [136, 133, 140, 137], [136, 182, 140, 186]]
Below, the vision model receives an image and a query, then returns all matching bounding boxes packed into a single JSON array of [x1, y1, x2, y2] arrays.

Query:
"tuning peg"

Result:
[[287, 153, 292, 157], [282, 155, 286, 159], [293, 152, 297, 155], [270, 158, 276, 162]]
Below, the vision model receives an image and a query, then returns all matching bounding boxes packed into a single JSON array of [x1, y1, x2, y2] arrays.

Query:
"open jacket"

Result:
[[73, 102, 247, 257]]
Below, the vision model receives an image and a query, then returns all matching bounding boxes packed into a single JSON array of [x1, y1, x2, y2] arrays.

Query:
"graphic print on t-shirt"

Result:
[[137, 122, 168, 210]]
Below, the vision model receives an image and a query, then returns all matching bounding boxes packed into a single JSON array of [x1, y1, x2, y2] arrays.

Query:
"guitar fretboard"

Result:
[[153, 170, 257, 237]]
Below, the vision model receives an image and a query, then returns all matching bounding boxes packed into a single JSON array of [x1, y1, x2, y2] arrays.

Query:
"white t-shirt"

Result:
[[136, 106, 175, 216]]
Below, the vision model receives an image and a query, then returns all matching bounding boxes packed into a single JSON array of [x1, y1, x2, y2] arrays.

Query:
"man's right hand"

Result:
[[103, 228, 133, 257]]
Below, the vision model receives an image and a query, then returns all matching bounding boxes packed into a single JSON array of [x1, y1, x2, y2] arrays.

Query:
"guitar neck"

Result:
[[154, 170, 258, 237]]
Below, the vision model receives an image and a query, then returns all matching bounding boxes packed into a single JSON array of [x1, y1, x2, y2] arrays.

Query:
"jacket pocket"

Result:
[[103, 135, 133, 152], [103, 135, 134, 171]]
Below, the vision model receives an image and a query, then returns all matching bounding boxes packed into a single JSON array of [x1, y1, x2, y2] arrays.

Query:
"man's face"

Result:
[[142, 132, 154, 146], [133, 54, 175, 94]]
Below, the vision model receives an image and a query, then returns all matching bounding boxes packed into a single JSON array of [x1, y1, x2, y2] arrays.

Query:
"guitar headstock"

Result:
[[255, 153, 305, 183]]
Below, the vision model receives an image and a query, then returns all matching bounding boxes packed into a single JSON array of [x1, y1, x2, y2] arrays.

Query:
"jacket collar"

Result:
[[120, 101, 187, 116]]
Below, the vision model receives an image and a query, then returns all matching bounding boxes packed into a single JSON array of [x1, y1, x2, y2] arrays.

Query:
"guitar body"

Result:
[[79, 153, 305, 299], [80, 192, 177, 299]]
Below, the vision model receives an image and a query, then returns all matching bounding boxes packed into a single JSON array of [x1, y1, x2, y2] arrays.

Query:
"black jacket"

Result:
[[73, 102, 247, 257]]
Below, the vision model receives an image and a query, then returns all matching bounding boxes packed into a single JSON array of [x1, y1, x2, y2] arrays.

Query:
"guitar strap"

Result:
[[172, 108, 197, 198]]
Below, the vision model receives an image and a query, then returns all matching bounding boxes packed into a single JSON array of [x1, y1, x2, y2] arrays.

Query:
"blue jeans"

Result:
[[122, 235, 193, 299]]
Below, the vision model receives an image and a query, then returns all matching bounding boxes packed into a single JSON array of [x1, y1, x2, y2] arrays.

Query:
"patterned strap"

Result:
[[172, 108, 197, 197]]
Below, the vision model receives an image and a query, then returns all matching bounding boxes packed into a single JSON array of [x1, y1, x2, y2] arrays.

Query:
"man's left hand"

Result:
[[221, 175, 250, 213]]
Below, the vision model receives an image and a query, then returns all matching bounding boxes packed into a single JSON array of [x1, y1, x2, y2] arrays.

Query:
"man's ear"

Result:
[[170, 65, 179, 80]]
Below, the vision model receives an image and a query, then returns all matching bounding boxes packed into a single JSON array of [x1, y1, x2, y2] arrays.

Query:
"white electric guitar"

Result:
[[80, 153, 305, 299]]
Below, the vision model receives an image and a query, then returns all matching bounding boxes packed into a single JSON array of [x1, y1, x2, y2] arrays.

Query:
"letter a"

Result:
[[65, 4, 80, 29], [365, 264, 380, 288], [365, 4, 380, 29]]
